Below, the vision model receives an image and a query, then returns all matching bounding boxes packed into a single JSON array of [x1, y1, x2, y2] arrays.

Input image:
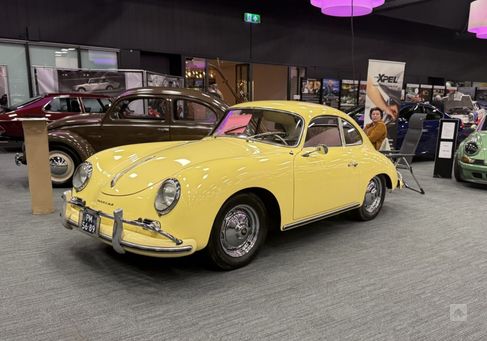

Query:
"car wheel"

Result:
[[106, 85, 113, 90], [78, 87, 86, 92], [207, 193, 268, 270], [354, 175, 386, 221], [453, 156, 464, 182], [49, 148, 79, 187]]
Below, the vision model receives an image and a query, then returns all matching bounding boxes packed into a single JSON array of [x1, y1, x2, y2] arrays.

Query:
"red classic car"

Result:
[[0, 93, 111, 148]]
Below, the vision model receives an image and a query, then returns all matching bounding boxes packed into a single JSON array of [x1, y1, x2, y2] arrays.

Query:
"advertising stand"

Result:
[[433, 119, 459, 178]]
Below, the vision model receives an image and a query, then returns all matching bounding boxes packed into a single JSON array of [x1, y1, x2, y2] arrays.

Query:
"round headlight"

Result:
[[73, 162, 92, 192], [465, 142, 479, 156], [154, 179, 181, 215]]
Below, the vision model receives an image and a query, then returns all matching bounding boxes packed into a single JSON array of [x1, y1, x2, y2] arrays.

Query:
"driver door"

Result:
[[293, 116, 358, 221]]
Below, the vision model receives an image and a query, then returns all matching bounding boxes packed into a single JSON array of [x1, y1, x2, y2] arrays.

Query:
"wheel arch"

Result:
[[48, 131, 95, 162], [378, 173, 393, 189], [226, 187, 282, 233]]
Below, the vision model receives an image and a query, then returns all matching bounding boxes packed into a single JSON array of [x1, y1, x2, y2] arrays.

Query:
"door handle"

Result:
[[157, 127, 169, 132], [348, 161, 358, 167]]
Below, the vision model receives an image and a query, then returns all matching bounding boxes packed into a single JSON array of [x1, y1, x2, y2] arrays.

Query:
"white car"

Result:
[[73, 78, 120, 92]]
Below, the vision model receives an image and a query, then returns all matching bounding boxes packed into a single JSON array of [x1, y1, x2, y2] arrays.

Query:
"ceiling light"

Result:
[[468, 0, 487, 39], [311, 0, 384, 17]]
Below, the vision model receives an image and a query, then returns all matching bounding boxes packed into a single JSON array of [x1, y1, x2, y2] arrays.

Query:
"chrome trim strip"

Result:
[[110, 155, 155, 188], [283, 203, 360, 231], [63, 219, 192, 254]]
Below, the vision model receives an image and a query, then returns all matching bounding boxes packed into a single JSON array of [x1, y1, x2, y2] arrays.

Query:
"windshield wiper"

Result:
[[246, 131, 288, 145]]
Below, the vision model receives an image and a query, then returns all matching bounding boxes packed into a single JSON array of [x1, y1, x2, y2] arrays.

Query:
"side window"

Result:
[[423, 106, 442, 120], [174, 100, 217, 124], [304, 116, 342, 148], [112, 98, 167, 120], [82, 98, 104, 113], [45, 97, 81, 113], [100, 98, 111, 112], [341, 119, 363, 145]]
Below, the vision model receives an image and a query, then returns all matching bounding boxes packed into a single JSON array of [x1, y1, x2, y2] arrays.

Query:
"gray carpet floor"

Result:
[[1, 149, 487, 340]]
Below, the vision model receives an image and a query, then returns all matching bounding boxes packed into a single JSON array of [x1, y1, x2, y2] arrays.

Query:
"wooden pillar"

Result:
[[20, 119, 54, 215]]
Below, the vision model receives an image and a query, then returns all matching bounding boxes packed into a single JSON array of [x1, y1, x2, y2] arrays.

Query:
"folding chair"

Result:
[[381, 113, 426, 194]]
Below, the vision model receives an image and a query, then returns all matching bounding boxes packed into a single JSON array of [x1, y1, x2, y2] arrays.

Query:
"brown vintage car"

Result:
[[18, 87, 228, 186]]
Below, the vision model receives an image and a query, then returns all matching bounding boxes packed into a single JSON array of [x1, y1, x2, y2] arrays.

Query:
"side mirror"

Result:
[[302, 144, 329, 157]]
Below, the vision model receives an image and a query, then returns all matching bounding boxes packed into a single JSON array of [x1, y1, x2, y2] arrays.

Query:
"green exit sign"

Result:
[[244, 12, 261, 24]]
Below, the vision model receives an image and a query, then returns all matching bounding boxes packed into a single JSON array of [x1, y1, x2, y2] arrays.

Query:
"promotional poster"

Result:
[[148, 73, 184, 88], [321, 78, 340, 108], [364, 59, 406, 145], [0, 65, 9, 110], [339, 80, 358, 111], [358, 80, 367, 106], [419, 84, 432, 102], [432, 85, 446, 99], [58, 70, 126, 96], [300, 79, 321, 104], [405, 83, 420, 102]]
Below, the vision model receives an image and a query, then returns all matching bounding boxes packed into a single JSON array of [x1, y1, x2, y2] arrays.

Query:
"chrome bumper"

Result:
[[14, 153, 25, 166], [61, 191, 192, 255]]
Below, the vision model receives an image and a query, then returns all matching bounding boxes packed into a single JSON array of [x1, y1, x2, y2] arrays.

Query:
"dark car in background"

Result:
[[0, 93, 111, 148], [17, 87, 228, 186], [348, 103, 471, 158]]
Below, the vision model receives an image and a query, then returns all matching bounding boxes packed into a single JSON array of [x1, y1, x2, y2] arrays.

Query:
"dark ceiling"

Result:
[[377, 0, 472, 32]]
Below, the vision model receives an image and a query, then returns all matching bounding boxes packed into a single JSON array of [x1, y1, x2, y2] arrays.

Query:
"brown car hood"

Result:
[[48, 113, 104, 130]]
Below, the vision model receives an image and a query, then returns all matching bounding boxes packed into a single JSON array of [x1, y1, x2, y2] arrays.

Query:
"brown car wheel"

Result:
[[207, 193, 268, 270], [49, 146, 80, 187]]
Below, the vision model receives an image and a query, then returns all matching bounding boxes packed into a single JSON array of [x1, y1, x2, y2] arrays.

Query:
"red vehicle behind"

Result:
[[0, 93, 111, 148]]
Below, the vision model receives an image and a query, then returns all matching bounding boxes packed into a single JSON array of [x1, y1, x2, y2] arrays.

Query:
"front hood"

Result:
[[48, 113, 103, 130], [97, 137, 282, 196]]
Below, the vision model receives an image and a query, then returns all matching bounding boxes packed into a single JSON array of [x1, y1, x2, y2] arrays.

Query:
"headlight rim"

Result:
[[154, 178, 181, 216], [73, 161, 93, 192], [464, 141, 479, 156]]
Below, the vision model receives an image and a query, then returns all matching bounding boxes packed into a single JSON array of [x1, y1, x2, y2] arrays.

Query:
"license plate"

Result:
[[80, 209, 99, 236]]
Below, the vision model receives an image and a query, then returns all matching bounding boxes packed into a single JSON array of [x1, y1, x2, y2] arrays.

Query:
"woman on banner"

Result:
[[364, 107, 388, 150]]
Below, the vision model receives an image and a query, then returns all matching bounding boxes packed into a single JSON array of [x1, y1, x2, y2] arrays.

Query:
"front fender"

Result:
[[48, 130, 95, 161]]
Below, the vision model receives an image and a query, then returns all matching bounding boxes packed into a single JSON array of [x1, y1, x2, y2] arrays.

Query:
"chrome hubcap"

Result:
[[364, 177, 382, 214], [49, 151, 74, 183], [220, 204, 259, 258]]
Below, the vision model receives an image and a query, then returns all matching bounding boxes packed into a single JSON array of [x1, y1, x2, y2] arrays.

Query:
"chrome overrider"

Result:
[[61, 191, 193, 255]]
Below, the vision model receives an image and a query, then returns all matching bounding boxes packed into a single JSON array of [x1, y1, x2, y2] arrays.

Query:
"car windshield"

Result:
[[213, 108, 303, 147]]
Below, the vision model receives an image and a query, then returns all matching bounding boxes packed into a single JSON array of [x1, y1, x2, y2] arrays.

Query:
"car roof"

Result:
[[230, 100, 349, 122], [116, 87, 228, 111]]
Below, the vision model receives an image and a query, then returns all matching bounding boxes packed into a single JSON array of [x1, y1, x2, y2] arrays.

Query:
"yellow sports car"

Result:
[[61, 101, 400, 270]]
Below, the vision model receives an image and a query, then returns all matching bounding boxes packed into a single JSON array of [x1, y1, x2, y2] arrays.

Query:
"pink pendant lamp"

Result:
[[468, 0, 487, 39], [311, 0, 385, 17]]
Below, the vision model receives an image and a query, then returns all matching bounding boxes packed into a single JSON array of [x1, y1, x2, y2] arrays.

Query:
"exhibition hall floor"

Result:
[[1, 150, 487, 340]]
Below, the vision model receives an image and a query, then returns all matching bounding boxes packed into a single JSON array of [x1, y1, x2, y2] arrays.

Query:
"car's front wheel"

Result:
[[49, 148, 79, 187], [77, 87, 86, 92], [106, 85, 113, 90], [207, 193, 268, 270], [354, 175, 386, 221]]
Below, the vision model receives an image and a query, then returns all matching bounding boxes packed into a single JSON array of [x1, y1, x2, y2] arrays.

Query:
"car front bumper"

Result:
[[61, 190, 196, 257], [458, 161, 487, 185]]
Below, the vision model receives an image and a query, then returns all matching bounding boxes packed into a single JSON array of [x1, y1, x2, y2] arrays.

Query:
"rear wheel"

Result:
[[49, 147, 80, 187], [106, 85, 113, 90], [354, 175, 386, 221], [207, 193, 268, 270], [77, 87, 86, 92]]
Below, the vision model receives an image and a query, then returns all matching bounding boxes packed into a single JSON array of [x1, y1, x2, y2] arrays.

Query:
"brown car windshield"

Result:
[[213, 108, 303, 147]]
